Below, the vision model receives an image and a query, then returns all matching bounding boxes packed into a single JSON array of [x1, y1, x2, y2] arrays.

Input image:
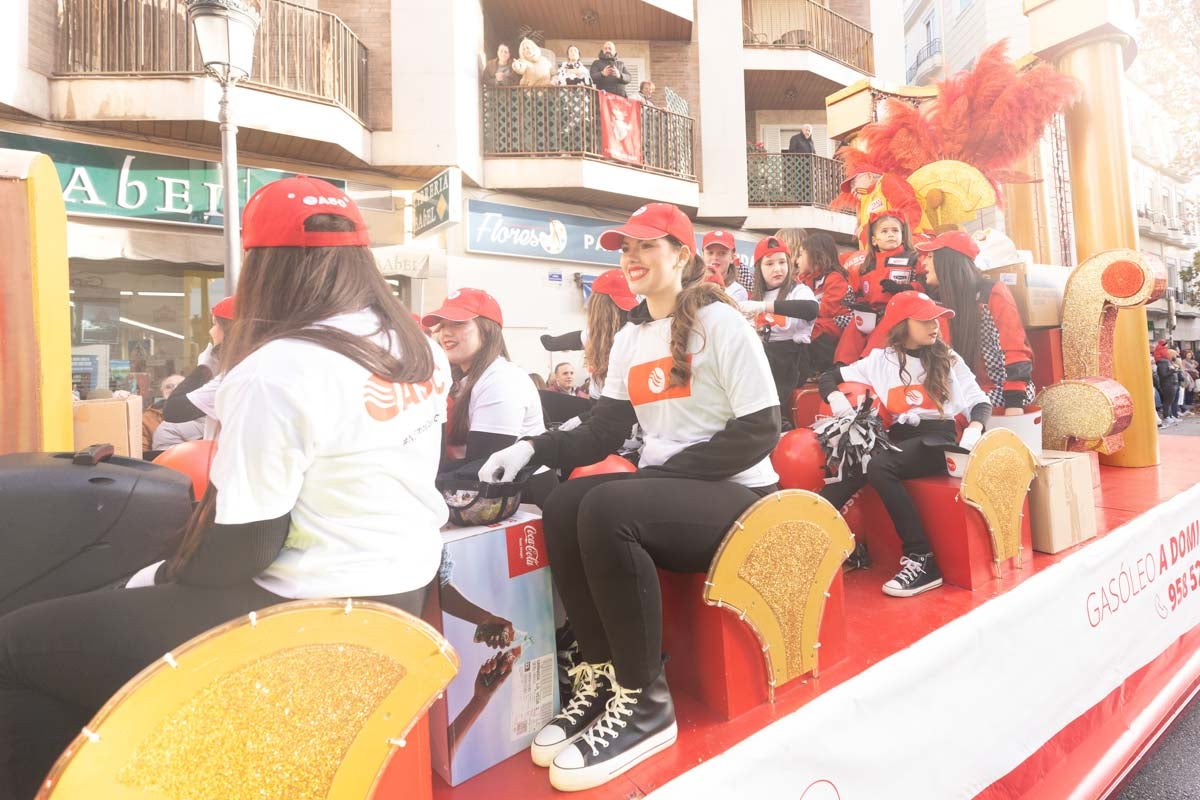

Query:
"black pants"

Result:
[[809, 334, 838, 379], [0, 581, 426, 800], [542, 473, 767, 690], [818, 422, 955, 557], [764, 339, 809, 427]]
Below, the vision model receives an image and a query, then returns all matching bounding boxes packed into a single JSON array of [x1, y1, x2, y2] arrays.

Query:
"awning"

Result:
[[67, 219, 224, 265]]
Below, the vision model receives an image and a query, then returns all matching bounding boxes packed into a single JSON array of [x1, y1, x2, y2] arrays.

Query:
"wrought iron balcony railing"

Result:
[[741, 0, 874, 75], [57, 0, 369, 121], [747, 152, 849, 209], [906, 38, 942, 84]]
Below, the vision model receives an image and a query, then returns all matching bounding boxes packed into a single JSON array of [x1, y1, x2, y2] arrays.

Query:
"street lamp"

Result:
[[187, 0, 261, 292]]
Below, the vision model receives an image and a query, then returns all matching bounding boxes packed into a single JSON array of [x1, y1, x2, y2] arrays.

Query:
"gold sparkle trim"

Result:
[[1036, 378, 1125, 452], [961, 429, 1038, 575]]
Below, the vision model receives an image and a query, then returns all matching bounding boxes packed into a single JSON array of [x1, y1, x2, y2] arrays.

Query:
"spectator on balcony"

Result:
[[553, 46, 592, 87], [630, 81, 657, 107], [512, 38, 554, 87], [785, 125, 816, 155], [590, 41, 631, 97], [482, 42, 520, 87]]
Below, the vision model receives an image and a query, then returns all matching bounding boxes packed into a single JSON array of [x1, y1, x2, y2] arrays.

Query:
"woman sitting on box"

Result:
[[478, 203, 781, 791], [819, 290, 991, 598], [915, 230, 1035, 415], [0, 176, 452, 799]]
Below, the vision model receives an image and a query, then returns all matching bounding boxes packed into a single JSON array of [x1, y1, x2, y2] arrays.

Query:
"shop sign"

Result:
[[413, 168, 461, 238], [466, 199, 757, 270], [0, 131, 344, 228], [373, 245, 446, 279]]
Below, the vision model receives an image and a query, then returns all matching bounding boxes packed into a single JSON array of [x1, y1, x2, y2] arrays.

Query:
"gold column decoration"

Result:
[[1036, 249, 1163, 453], [1024, 0, 1156, 466], [37, 600, 459, 800], [704, 490, 853, 701], [960, 429, 1039, 577], [1002, 147, 1052, 263]]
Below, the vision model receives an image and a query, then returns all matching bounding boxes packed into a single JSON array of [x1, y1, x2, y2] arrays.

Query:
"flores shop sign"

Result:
[[0, 131, 344, 227], [467, 199, 755, 269]]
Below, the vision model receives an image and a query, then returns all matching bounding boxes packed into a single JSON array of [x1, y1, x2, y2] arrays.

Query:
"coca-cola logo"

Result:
[[520, 525, 540, 567], [506, 520, 548, 578]]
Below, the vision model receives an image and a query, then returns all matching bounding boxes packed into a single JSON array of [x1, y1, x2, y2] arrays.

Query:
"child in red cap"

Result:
[[155, 295, 238, 452], [700, 230, 749, 302], [739, 235, 818, 429], [477, 203, 781, 791], [818, 290, 991, 598]]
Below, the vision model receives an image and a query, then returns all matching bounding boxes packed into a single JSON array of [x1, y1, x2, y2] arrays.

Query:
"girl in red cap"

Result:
[[738, 236, 819, 429], [423, 288, 551, 490], [915, 231, 1035, 414], [0, 176, 452, 798], [154, 296, 236, 453], [796, 231, 852, 378], [819, 290, 991, 597], [478, 203, 781, 791], [540, 268, 639, 400]]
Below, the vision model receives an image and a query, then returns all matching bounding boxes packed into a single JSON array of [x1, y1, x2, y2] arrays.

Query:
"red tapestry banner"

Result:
[[599, 92, 644, 165]]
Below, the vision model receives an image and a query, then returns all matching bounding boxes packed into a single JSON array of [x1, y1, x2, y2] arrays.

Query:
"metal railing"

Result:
[[747, 152, 848, 209], [481, 85, 696, 180], [57, 0, 369, 121], [906, 38, 942, 84], [741, 0, 874, 75]]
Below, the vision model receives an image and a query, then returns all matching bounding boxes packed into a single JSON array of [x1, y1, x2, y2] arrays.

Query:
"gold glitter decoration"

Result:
[[908, 160, 997, 228], [705, 490, 854, 698], [737, 520, 829, 674], [961, 429, 1037, 572], [1036, 378, 1127, 453], [117, 644, 404, 800]]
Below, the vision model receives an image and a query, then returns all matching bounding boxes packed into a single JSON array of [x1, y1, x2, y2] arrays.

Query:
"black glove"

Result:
[[540, 331, 585, 352], [879, 279, 911, 295]]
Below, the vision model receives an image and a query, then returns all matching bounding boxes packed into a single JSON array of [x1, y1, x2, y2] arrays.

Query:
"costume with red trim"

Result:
[[805, 270, 852, 343]]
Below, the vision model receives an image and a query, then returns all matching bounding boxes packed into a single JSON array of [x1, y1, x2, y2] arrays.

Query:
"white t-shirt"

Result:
[[468, 357, 546, 438], [763, 283, 817, 344], [840, 346, 990, 421], [603, 302, 779, 488], [210, 310, 452, 599], [726, 281, 749, 303]]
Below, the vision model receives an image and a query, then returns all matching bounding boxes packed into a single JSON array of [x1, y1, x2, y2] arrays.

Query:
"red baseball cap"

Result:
[[754, 236, 790, 264], [914, 230, 981, 260], [211, 296, 235, 320], [702, 230, 736, 251], [599, 203, 696, 252], [590, 269, 638, 311], [879, 290, 954, 333], [241, 175, 370, 249], [421, 288, 504, 328]]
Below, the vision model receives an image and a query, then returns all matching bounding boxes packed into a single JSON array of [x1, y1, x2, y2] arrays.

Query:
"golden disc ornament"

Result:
[[907, 159, 997, 230]]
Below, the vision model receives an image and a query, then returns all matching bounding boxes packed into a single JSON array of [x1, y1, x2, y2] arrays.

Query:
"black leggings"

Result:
[[818, 422, 955, 556], [763, 340, 809, 425], [0, 581, 426, 800], [542, 473, 768, 690]]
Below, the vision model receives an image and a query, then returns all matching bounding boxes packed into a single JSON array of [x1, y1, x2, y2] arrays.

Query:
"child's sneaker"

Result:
[[881, 553, 943, 597]]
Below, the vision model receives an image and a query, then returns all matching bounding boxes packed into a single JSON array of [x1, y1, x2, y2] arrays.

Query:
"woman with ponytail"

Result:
[[0, 177, 451, 799], [477, 203, 781, 792], [819, 291, 991, 598]]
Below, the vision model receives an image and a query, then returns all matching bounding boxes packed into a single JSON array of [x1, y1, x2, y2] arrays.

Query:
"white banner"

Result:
[[648, 485, 1200, 800]]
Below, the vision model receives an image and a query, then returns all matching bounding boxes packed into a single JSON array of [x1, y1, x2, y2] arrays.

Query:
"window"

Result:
[[924, 17, 934, 45]]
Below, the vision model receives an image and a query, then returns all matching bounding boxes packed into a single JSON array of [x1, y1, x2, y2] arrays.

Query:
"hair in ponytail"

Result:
[[664, 236, 736, 389]]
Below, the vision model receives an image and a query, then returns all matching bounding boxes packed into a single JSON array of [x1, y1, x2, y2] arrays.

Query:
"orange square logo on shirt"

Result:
[[627, 355, 692, 406], [885, 384, 937, 415]]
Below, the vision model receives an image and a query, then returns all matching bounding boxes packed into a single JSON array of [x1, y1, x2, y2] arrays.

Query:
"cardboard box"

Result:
[[984, 261, 1070, 329], [1042, 449, 1101, 491], [72, 396, 142, 459], [1029, 450, 1098, 553], [428, 506, 559, 786]]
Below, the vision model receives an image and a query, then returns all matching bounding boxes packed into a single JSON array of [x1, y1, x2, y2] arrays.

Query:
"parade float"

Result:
[[2, 0, 1199, 798]]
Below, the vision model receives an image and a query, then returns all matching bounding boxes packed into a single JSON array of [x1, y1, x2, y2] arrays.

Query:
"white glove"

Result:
[[559, 415, 583, 431], [738, 300, 767, 317], [125, 560, 165, 588], [827, 391, 855, 418], [896, 410, 922, 427], [958, 425, 983, 452], [198, 343, 220, 373], [478, 440, 535, 483]]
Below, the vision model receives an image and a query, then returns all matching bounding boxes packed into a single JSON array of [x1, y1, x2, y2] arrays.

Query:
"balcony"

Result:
[[744, 152, 856, 237], [741, 0, 874, 75], [52, 0, 371, 165], [479, 0, 692, 41], [480, 85, 698, 210], [906, 38, 943, 85]]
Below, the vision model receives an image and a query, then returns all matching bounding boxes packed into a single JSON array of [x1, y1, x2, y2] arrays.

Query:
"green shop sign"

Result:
[[0, 131, 344, 227]]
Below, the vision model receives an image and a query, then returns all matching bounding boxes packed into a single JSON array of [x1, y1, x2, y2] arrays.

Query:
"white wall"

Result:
[[870, 0, 906, 85], [0, 0, 49, 118], [696, 0, 749, 218]]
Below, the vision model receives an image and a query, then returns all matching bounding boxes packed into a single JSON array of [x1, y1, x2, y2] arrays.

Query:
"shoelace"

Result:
[[556, 662, 613, 725], [894, 556, 925, 584], [579, 682, 640, 756]]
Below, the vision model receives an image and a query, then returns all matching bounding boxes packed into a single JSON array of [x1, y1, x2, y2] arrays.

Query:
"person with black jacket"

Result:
[[590, 41, 631, 97], [478, 203, 781, 792], [155, 296, 235, 449]]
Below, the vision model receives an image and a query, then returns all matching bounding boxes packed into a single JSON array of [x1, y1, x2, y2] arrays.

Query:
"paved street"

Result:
[[1158, 414, 1200, 437]]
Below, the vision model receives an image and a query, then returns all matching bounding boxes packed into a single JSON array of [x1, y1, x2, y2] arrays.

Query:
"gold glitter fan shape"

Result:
[[704, 491, 853, 700], [907, 159, 997, 230], [37, 600, 460, 800], [960, 428, 1038, 576]]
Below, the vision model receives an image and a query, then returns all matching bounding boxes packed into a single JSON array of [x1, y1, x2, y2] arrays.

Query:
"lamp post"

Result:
[[187, 0, 261, 292]]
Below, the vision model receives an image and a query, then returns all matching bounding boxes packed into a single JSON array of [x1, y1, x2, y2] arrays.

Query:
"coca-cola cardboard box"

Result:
[[427, 506, 559, 786]]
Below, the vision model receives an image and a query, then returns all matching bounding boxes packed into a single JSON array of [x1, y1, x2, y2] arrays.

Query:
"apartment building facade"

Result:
[[4, 0, 892, 388]]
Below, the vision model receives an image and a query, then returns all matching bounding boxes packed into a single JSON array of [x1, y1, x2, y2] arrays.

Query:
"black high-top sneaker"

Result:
[[844, 539, 871, 572], [531, 661, 615, 767], [881, 552, 943, 597], [556, 626, 581, 701], [549, 668, 678, 792]]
